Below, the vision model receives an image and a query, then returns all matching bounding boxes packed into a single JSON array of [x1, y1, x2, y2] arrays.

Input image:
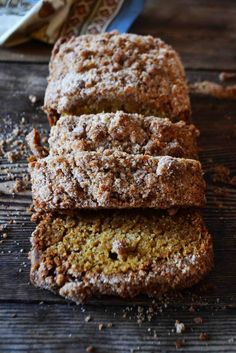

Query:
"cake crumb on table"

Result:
[[175, 320, 186, 334], [219, 72, 236, 81], [175, 338, 184, 349], [11, 179, 25, 193], [194, 317, 203, 324], [84, 315, 92, 323], [209, 164, 236, 185], [29, 95, 37, 104], [189, 80, 236, 99], [199, 332, 209, 341], [98, 323, 104, 330]]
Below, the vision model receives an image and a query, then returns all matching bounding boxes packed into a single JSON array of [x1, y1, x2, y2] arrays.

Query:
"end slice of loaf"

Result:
[[44, 32, 190, 125], [29, 151, 205, 212], [29, 210, 213, 303], [49, 111, 199, 159]]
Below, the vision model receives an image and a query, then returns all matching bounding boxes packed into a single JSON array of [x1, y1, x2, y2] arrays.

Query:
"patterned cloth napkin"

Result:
[[0, 0, 144, 47]]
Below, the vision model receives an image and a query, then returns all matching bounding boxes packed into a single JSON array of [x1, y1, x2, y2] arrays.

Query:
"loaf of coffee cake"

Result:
[[29, 151, 205, 212], [49, 112, 199, 159], [29, 210, 213, 303], [44, 32, 190, 125]]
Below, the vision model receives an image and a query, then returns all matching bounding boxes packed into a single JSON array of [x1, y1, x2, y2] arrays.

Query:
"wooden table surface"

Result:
[[0, 1, 236, 352]]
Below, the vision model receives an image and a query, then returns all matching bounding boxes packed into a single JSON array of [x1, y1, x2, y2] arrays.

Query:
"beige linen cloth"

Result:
[[0, 0, 125, 46]]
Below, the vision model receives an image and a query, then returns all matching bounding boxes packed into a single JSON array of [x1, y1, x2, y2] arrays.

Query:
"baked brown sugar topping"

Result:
[[29, 152, 205, 212], [30, 210, 213, 303], [44, 32, 190, 125], [49, 112, 199, 159], [27, 31, 213, 303]]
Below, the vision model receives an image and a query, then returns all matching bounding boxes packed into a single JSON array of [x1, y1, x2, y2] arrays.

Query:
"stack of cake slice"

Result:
[[28, 32, 213, 303]]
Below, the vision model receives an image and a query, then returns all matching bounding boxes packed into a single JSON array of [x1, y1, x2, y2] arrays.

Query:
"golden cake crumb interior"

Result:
[[37, 211, 209, 277]]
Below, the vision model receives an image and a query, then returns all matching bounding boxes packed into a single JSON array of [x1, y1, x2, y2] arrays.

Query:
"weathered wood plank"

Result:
[[0, 303, 235, 353], [0, 41, 51, 63], [132, 0, 236, 70]]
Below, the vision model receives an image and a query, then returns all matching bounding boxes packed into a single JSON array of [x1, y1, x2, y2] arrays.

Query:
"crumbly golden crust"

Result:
[[29, 151, 205, 212], [49, 112, 199, 159], [29, 210, 213, 303], [44, 32, 190, 125]]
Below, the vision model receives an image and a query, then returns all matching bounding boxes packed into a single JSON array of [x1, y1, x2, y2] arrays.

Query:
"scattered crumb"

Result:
[[11, 179, 25, 193], [26, 128, 48, 158], [2, 233, 7, 239], [228, 338, 234, 343], [199, 332, 209, 341], [189, 305, 195, 313], [0, 224, 7, 231], [194, 317, 203, 325], [11, 313, 17, 318], [214, 201, 224, 209], [85, 315, 91, 323], [5, 150, 21, 163], [189, 81, 236, 99], [86, 345, 94, 352], [98, 323, 104, 330], [211, 164, 230, 183], [213, 186, 228, 198], [29, 95, 37, 104], [208, 164, 236, 187], [0, 116, 48, 165], [219, 72, 236, 81], [175, 339, 184, 349], [107, 322, 113, 328], [175, 320, 186, 334]]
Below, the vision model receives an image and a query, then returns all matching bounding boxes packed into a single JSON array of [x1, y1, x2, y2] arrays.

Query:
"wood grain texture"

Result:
[[0, 304, 236, 353]]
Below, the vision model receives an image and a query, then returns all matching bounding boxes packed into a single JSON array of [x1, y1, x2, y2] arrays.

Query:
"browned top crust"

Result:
[[29, 151, 205, 212], [49, 112, 199, 159], [29, 210, 213, 303], [44, 32, 190, 124]]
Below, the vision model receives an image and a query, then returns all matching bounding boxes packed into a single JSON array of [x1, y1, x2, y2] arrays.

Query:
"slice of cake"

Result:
[[49, 112, 199, 159], [44, 32, 190, 125], [29, 152, 205, 212], [29, 210, 213, 303]]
